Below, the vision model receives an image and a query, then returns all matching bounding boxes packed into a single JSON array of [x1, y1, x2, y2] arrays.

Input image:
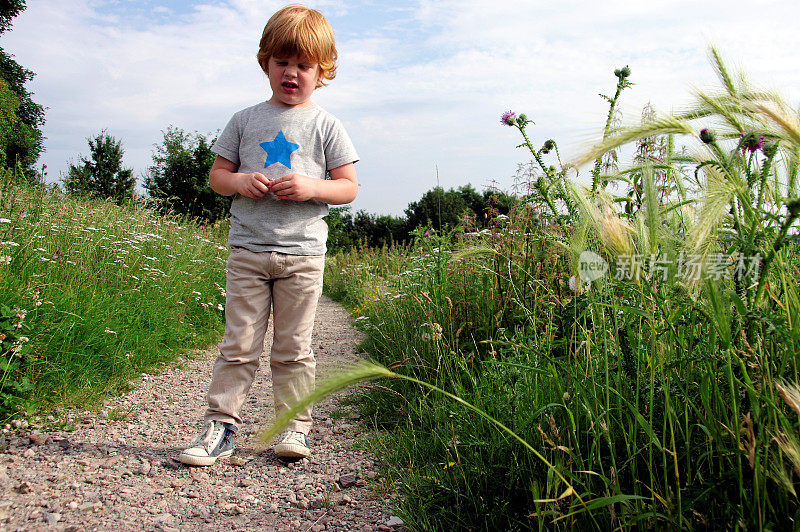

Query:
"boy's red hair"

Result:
[[257, 5, 337, 88]]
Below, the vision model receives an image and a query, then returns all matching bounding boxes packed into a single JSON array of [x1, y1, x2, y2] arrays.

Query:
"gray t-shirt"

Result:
[[212, 101, 358, 255]]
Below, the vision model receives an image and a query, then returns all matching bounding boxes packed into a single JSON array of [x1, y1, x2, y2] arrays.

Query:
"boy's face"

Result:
[[266, 55, 322, 108]]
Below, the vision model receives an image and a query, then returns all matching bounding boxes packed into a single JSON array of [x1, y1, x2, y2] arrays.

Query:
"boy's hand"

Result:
[[269, 173, 318, 202], [237, 172, 272, 199]]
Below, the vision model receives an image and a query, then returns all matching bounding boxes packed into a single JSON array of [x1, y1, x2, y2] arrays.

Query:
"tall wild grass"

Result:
[[319, 50, 800, 529]]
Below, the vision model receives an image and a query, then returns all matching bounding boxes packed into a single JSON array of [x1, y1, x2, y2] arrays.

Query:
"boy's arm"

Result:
[[209, 156, 272, 198], [269, 163, 358, 205]]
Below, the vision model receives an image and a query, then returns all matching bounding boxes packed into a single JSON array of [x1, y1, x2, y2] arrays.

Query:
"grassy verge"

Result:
[[0, 174, 228, 419], [322, 53, 800, 529], [325, 231, 800, 529]]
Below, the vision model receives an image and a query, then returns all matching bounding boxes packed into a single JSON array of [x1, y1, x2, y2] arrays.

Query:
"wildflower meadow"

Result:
[[0, 170, 228, 418], [305, 50, 800, 529]]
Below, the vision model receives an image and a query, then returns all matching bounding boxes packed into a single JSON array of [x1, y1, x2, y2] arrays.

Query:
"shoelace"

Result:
[[281, 431, 304, 444], [198, 421, 222, 452]]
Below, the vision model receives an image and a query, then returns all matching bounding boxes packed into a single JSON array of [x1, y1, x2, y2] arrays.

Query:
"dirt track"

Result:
[[0, 295, 404, 531]]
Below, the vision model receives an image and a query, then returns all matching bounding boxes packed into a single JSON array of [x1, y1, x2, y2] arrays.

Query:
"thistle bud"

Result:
[[614, 66, 631, 79], [699, 128, 716, 144], [542, 139, 556, 153]]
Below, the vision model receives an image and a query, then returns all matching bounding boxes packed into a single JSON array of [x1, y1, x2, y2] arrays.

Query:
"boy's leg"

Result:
[[270, 254, 325, 435], [205, 248, 274, 426]]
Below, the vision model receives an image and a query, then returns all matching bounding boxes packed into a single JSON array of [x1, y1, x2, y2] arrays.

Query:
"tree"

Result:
[[324, 206, 409, 253], [458, 183, 488, 223], [0, 0, 45, 173], [145, 126, 229, 223], [63, 130, 136, 204], [0, 77, 18, 169], [325, 206, 355, 253], [404, 185, 488, 232], [0, 1, 25, 33]]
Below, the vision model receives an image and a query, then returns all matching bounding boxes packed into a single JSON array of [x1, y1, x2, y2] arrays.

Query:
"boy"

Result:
[[179, 4, 358, 466]]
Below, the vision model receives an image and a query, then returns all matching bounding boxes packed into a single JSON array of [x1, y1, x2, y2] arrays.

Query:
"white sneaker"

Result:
[[274, 431, 311, 458], [178, 420, 236, 466]]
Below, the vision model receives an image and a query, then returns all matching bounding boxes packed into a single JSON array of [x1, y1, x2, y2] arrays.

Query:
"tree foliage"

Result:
[[404, 184, 487, 231], [324, 184, 522, 254], [0, 0, 25, 34], [0, 0, 45, 173], [0, 77, 18, 169], [325, 207, 409, 253], [63, 130, 136, 204], [144, 126, 230, 223]]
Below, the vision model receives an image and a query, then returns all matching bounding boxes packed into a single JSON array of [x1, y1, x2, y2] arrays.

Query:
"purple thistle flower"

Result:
[[501, 111, 516, 126], [424, 231, 430, 237], [741, 130, 764, 153]]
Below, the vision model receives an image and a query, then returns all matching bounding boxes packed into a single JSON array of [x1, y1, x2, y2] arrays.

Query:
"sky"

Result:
[[3, 0, 800, 216]]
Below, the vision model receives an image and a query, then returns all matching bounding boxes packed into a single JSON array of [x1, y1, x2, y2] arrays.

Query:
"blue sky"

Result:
[[4, 0, 800, 215]]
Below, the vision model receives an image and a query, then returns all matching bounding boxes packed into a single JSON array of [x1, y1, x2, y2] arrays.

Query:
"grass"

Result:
[[322, 225, 800, 530], [0, 171, 229, 418], [311, 51, 800, 530]]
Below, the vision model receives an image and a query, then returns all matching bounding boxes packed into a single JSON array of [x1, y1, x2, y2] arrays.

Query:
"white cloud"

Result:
[[4, 0, 800, 215]]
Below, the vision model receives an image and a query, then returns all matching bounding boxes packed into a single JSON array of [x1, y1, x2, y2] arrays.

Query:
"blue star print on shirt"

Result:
[[260, 131, 300, 169]]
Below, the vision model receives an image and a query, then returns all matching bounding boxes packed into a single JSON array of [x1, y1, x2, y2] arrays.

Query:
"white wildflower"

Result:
[[420, 322, 443, 341]]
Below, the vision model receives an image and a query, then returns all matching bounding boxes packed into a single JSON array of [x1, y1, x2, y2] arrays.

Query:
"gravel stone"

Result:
[[385, 515, 404, 527], [338, 473, 358, 488]]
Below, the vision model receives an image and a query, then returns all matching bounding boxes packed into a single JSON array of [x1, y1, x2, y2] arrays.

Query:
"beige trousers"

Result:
[[205, 248, 324, 434]]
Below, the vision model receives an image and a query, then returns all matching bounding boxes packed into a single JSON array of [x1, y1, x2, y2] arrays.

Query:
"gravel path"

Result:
[[0, 295, 403, 532]]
